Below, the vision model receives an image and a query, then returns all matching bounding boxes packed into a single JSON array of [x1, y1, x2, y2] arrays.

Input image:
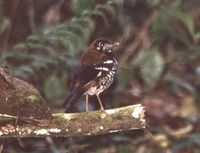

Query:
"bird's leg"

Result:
[[96, 93, 104, 111], [85, 94, 89, 112]]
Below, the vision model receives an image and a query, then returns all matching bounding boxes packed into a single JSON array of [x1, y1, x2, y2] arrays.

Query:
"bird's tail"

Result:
[[63, 89, 84, 112]]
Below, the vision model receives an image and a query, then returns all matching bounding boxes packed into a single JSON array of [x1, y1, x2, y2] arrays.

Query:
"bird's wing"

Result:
[[71, 66, 100, 90], [64, 66, 100, 110], [72, 58, 112, 88]]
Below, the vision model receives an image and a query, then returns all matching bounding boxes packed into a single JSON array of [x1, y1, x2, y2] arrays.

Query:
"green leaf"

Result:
[[96, 4, 115, 20], [109, 0, 123, 8], [164, 73, 195, 93], [118, 69, 133, 87], [178, 13, 194, 36], [117, 144, 131, 153], [27, 34, 48, 44], [12, 65, 34, 79], [134, 49, 165, 87], [152, 8, 171, 40], [26, 42, 55, 54], [85, 10, 108, 28], [43, 73, 66, 101], [189, 133, 200, 145], [38, 55, 57, 63], [31, 60, 49, 70], [71, 0, 93, 16], [13, 43, 27, 50], [75, 18, 95, 42], [0, 17, 9, 35], [194, 32, 200, 40]]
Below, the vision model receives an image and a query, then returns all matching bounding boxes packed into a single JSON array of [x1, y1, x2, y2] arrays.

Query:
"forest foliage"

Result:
[[0, 0, 200, 153]]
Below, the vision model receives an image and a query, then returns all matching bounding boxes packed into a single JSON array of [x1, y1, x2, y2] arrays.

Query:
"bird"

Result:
[[63, 37, 119, 112]]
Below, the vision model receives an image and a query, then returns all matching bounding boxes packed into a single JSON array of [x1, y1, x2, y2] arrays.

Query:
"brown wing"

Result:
[[70, 66, 100, 90], [80, 50, 106, 66]]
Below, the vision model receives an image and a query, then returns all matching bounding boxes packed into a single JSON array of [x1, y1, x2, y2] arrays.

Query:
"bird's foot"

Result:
[[100, 107, 105, 111]]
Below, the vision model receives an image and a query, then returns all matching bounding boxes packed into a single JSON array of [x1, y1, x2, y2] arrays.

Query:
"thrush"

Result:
[[63, 37, 119, 112]]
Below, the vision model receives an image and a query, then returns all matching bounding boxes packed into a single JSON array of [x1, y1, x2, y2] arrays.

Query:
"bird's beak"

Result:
[[111, 42, 120, 51], [114, 42, 120, 47], [104, 42, 120, 50]]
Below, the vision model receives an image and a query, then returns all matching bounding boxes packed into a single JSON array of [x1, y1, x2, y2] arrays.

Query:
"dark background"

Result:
[[0, 0, 200, 152]]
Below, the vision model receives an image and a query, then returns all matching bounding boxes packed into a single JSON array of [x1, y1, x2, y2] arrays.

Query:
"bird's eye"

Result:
[[101, 43, 104, 47]]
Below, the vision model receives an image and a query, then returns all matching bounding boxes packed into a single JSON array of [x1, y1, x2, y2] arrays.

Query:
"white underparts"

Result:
[[95, 67, 109, 71], [86, 86, 98, 95], [97, 71, 102, 77], [103, 60, 113, 64]]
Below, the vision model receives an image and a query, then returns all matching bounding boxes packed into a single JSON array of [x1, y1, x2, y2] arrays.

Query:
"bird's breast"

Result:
[[85, 67, 117, 96]]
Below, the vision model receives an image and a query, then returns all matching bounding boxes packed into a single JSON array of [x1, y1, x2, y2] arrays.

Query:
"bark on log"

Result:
[[0, 104, 145, 138], [0, 68, 51, 120], [0, 68, 146, 138]]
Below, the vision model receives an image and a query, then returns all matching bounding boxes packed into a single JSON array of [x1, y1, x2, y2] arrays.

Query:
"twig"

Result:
[[0, 114, 46, 125], [27, 0, 37, 34]]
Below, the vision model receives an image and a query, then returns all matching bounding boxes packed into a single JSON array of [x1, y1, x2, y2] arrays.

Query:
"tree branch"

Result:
[[0, 68, 146, 138], [0, 104, 145, 138]]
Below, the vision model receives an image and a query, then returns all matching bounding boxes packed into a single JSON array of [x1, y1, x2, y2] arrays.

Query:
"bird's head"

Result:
[[91, 38, 119, 53]]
